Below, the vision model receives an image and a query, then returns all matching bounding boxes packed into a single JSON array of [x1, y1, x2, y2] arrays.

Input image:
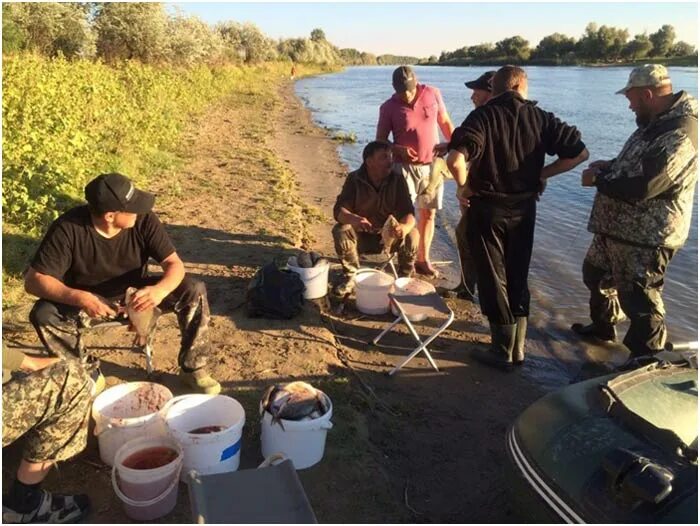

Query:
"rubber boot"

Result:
[[571, 322, 617, 343], [514, 317, 527, 366], [471, 323, 516, 371]]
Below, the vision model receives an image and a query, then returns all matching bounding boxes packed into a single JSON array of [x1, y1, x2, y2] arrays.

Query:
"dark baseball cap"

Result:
[[85, 173, 155, 214], [465, 71, 495, 92], [392, 66, 417, 92]]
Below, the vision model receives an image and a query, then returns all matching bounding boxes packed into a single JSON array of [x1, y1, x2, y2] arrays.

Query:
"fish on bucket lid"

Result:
[[261, 381, 330, 429]]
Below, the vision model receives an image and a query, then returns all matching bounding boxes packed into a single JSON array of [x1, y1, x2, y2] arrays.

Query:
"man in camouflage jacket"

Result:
[[573, 64, 698, 357]]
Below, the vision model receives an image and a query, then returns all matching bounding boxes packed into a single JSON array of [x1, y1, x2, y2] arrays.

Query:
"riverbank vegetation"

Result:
[[428, 23, 697, 66], [1, 2, 349, 305]]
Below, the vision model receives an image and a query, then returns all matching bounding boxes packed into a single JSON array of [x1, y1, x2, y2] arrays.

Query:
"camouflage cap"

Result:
[[616, 64, 672, 94]]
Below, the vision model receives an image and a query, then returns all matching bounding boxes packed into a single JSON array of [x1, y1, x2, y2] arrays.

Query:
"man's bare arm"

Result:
[[24, 268, 116, 317]]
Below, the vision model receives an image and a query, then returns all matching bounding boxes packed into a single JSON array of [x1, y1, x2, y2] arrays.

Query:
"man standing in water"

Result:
[[447, 65, 589, 370], [572, 65, 697, 360], [446, 71, 495, 300], [376, 66, 454, 278]]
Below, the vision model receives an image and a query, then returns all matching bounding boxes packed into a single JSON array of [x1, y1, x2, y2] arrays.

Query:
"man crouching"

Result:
[[24, 173, 221, 395], [332, 141, 418, 295]]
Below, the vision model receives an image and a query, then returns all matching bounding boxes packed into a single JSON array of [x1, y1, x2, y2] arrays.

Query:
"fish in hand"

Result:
[[380, 214, 401, 255]]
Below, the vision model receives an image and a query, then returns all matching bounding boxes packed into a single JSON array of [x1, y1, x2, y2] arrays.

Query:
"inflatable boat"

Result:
[[507, 353, 697, 523]]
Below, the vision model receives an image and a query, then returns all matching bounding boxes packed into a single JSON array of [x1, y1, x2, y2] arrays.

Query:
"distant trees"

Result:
[[94, 3, 169, 63], [622, 33, 653, 60], [310, 28, 326, 42], [217, 22, 278, 63], [5, 2, 95, 58], [435, 22, 695, 65], [533, 33, 576, 60], [650, 25, 675, 56]]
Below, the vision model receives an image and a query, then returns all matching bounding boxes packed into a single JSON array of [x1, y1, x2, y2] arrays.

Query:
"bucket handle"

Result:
[[157, 394, 196, 419], [321, 420, 334, 430], [111, 460, 182, 507], [94, 421, 113, 438], [257, 453, 288, 469]]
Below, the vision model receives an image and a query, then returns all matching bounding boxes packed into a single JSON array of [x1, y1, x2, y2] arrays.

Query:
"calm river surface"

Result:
[[296, 65, 698, 387]]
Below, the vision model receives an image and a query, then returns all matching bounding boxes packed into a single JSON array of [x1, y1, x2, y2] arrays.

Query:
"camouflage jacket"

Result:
[[588, 91, 698, 248]]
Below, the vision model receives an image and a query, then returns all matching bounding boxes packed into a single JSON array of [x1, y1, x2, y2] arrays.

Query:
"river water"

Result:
[[296, 65, 698, 387]]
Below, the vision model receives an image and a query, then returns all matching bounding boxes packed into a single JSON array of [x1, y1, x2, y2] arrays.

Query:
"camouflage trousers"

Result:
[[29, 276, 211, 370], [2, 360, 91, 463], [332, 223, 419, 277], [582, 234, 676, 356]]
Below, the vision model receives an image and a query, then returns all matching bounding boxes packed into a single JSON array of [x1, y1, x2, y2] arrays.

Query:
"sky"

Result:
[[170, 1, 698, 58]]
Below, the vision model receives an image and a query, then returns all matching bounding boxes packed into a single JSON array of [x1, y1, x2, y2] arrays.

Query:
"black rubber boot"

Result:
[[571, 322, 617, 343], [514, 317, 527, 365], [472, 323, 516, 371]]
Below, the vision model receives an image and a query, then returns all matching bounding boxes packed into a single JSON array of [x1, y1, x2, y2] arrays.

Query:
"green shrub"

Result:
[[1, 54, 290, 233]]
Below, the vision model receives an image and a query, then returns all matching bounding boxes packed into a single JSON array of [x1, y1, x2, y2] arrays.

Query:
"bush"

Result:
[[2, 53, 254, 232]]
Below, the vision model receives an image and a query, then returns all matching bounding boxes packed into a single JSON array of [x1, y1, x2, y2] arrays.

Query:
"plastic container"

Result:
[[112, 456, 181, 521], [391, 277, 437, 322], [114, 436, 183, 501], [163, 394, 246, 481], [287, 256, 330, 299], [92, 382, 173, 466], [260, 392, 333, 470], [355, 269, 395, 315]]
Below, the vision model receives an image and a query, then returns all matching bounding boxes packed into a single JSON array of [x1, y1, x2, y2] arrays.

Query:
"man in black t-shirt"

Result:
[[24, 173, 220, 395]]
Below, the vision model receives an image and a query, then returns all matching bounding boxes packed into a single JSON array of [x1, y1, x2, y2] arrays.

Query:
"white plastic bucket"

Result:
[[112, 452, 181, 521], [260, 392, 333, 470], [163, 394, 246, 481], [355, 269, 395, 315], [287, 257, 330, 299], [391, 277, 437, 322], [114, 435, 183, 501], [92, 382, 173, 466]]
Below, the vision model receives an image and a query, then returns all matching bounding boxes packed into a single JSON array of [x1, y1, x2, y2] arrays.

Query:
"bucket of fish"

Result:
[[260, 382, 333, 470], [391, 277, 437, 322], [287, 252, 330, 300], [355, 269, 395, 315], [163, 394, 246, 481], [111, 435, 183, 521], [92, 382, 173, 466]]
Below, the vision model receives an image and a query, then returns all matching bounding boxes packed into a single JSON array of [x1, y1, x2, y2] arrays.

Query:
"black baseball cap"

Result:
[[392, 66, 417, 92], [85, 173, 155, 214], [465, 71, 495, 92]]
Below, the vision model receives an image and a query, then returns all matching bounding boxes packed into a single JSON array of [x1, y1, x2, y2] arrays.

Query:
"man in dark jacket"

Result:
[[447, 65, 589, 369], [572, 65, 697, 358], [332, 141, 418, 295], [447, 71, 495, 301]]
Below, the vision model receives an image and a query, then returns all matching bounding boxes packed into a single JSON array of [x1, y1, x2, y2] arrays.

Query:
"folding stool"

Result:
[[372, 289, 454, 375]]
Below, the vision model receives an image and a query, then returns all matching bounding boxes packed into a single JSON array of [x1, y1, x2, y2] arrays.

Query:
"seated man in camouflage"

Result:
[[24, 173, 220, 394], [332, 141, 418, 295], [2, 347, 92, 523]]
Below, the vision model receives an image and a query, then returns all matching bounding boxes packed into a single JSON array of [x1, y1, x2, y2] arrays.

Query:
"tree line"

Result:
[[1, 3, 419, 66], [432, 23, 696, 65]]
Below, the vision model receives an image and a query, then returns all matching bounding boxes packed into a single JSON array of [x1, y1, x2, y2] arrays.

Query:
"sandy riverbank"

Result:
[[2, 74, 547, 523]]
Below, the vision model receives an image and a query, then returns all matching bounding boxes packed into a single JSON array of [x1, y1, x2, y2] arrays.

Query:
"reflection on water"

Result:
[[296, 65, 698, 388]]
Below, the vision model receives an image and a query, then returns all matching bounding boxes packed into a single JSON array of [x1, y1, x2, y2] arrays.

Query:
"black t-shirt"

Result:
[[30, 206, 176, 298]]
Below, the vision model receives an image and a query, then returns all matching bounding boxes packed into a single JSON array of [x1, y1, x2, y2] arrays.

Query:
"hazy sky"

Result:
[[171, 1, 698, 57]]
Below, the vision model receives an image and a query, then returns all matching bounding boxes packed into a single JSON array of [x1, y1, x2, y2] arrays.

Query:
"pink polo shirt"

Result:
[[377, 84, 447, 164]]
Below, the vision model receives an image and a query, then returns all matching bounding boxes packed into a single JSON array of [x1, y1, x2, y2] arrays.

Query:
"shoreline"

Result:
[[3, 71, 547, 523]]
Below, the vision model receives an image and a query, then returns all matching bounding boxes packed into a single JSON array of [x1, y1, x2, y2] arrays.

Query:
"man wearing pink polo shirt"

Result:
[[376, 66, 454, 277]]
